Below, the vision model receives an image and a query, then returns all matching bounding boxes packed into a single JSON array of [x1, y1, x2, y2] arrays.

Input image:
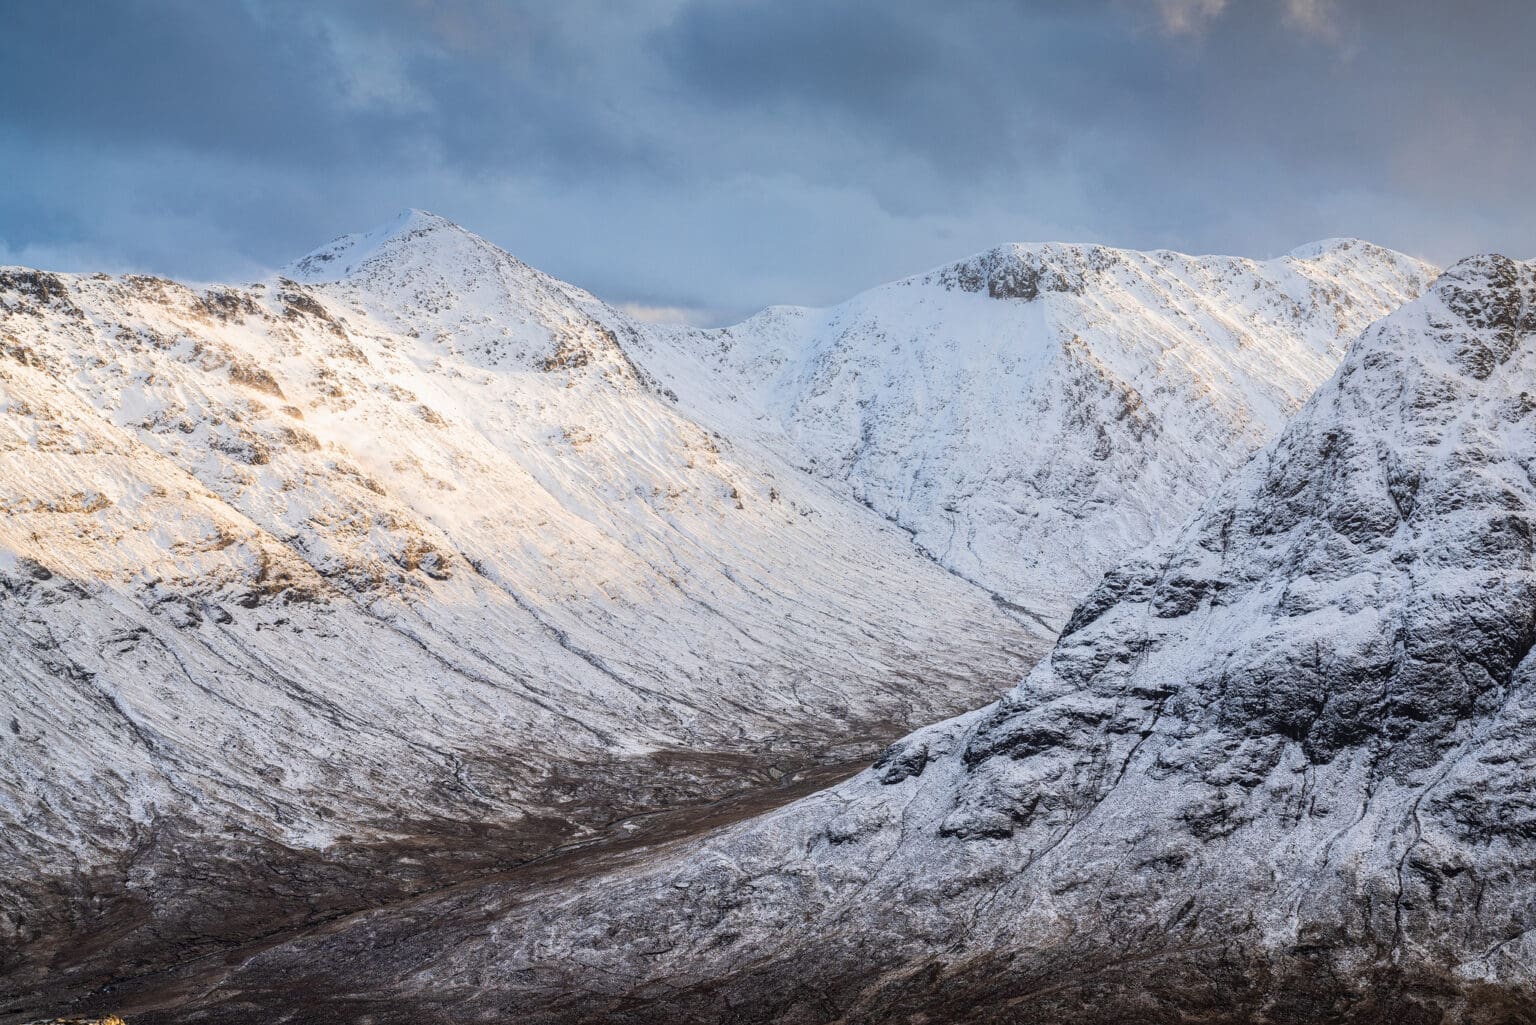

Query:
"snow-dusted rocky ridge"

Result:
[[635, 240, 1434, 621], [172, 255, 1536, 1023], [0, 213, 1049, 1007]]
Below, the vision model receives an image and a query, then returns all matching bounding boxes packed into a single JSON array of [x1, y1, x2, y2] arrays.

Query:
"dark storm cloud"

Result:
[[0, 0, 1531, 322], [0, 3, 401, 159]]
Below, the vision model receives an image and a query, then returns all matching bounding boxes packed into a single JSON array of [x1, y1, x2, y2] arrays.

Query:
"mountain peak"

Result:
[[283, 209, 499, 285], [1285, 236, 1368, 259], [277, 211, 640, 375]]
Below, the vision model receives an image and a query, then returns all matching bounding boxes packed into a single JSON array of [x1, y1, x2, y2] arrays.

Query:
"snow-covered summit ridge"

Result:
[[284, 210, 653, 379], [893, 236, 1413, 301], [284, 209, 599, 318], [1285, 236, 1383, 259], [632, 234, 1437, 623], [286, 208, 479, 283], [284, 208, 600, 317]]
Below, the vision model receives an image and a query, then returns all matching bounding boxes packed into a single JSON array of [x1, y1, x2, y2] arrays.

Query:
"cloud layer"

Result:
[[1, 0, 1531, 323]]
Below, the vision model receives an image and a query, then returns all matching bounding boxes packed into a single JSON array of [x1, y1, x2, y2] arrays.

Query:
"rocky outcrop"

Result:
[[153, 255, 1536, 1024], [933, 242, 1101, 299]]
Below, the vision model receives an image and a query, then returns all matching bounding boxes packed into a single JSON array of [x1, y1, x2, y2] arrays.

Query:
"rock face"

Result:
[[170, 255, 1536, 1024], [633, 239, 1435, 622], [0, 212, 1047, 1009]]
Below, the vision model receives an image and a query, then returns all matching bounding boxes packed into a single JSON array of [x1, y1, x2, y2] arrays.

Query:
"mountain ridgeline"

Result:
[[633, 236, 1434, 619]]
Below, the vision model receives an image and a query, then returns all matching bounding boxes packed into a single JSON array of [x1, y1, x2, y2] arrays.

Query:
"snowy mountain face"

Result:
[[634, 240, 1435, 622], [0, 213, 1048, 1005], [173, 255, 1536, 1024]]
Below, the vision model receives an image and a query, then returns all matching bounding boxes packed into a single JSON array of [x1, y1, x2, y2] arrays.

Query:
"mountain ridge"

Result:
[[630, 231, 1436, 623]]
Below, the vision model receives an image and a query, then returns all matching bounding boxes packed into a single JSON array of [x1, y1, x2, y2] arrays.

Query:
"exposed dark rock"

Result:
[[275, 280, 349, 337], [934, 244, 1100, 300]]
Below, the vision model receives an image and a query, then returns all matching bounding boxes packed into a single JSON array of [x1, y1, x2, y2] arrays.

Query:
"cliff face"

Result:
[[161, 255, 1536, 1025]]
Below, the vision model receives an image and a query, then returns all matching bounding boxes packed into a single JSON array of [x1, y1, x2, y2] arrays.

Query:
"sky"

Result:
[[1, 0, 1532, 325]]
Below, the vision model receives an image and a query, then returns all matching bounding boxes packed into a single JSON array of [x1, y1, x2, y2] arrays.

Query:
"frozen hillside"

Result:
[[634, 239, 1435, 623], [179, 255, 1536, 1023], [0, 214, 1047, 1005]]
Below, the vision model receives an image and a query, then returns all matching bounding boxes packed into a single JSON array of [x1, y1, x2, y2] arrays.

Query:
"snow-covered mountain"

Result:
[[0, 214, 1442, 1020], [0, 213, 1047, 1004], [163, 254, 1536, 1024], [635, 239, 1434, 621]]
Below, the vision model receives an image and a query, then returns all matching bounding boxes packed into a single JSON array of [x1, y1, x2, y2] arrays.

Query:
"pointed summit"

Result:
[[284, 209, 489, 284], [279, 210, 616, 349], [278, 210, 642, 375]]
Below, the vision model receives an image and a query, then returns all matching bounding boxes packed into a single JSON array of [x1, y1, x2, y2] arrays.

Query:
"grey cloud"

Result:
[[0, 2, 407, 162], [0, 0, 1531, 322], [1160, 0, 1229, 35]]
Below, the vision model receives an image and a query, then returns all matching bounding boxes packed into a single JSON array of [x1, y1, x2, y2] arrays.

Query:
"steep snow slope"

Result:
[[0, 214, 1047, 1003], [634, 239, 1434, 622], [178, 255, 1536, 1024]]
